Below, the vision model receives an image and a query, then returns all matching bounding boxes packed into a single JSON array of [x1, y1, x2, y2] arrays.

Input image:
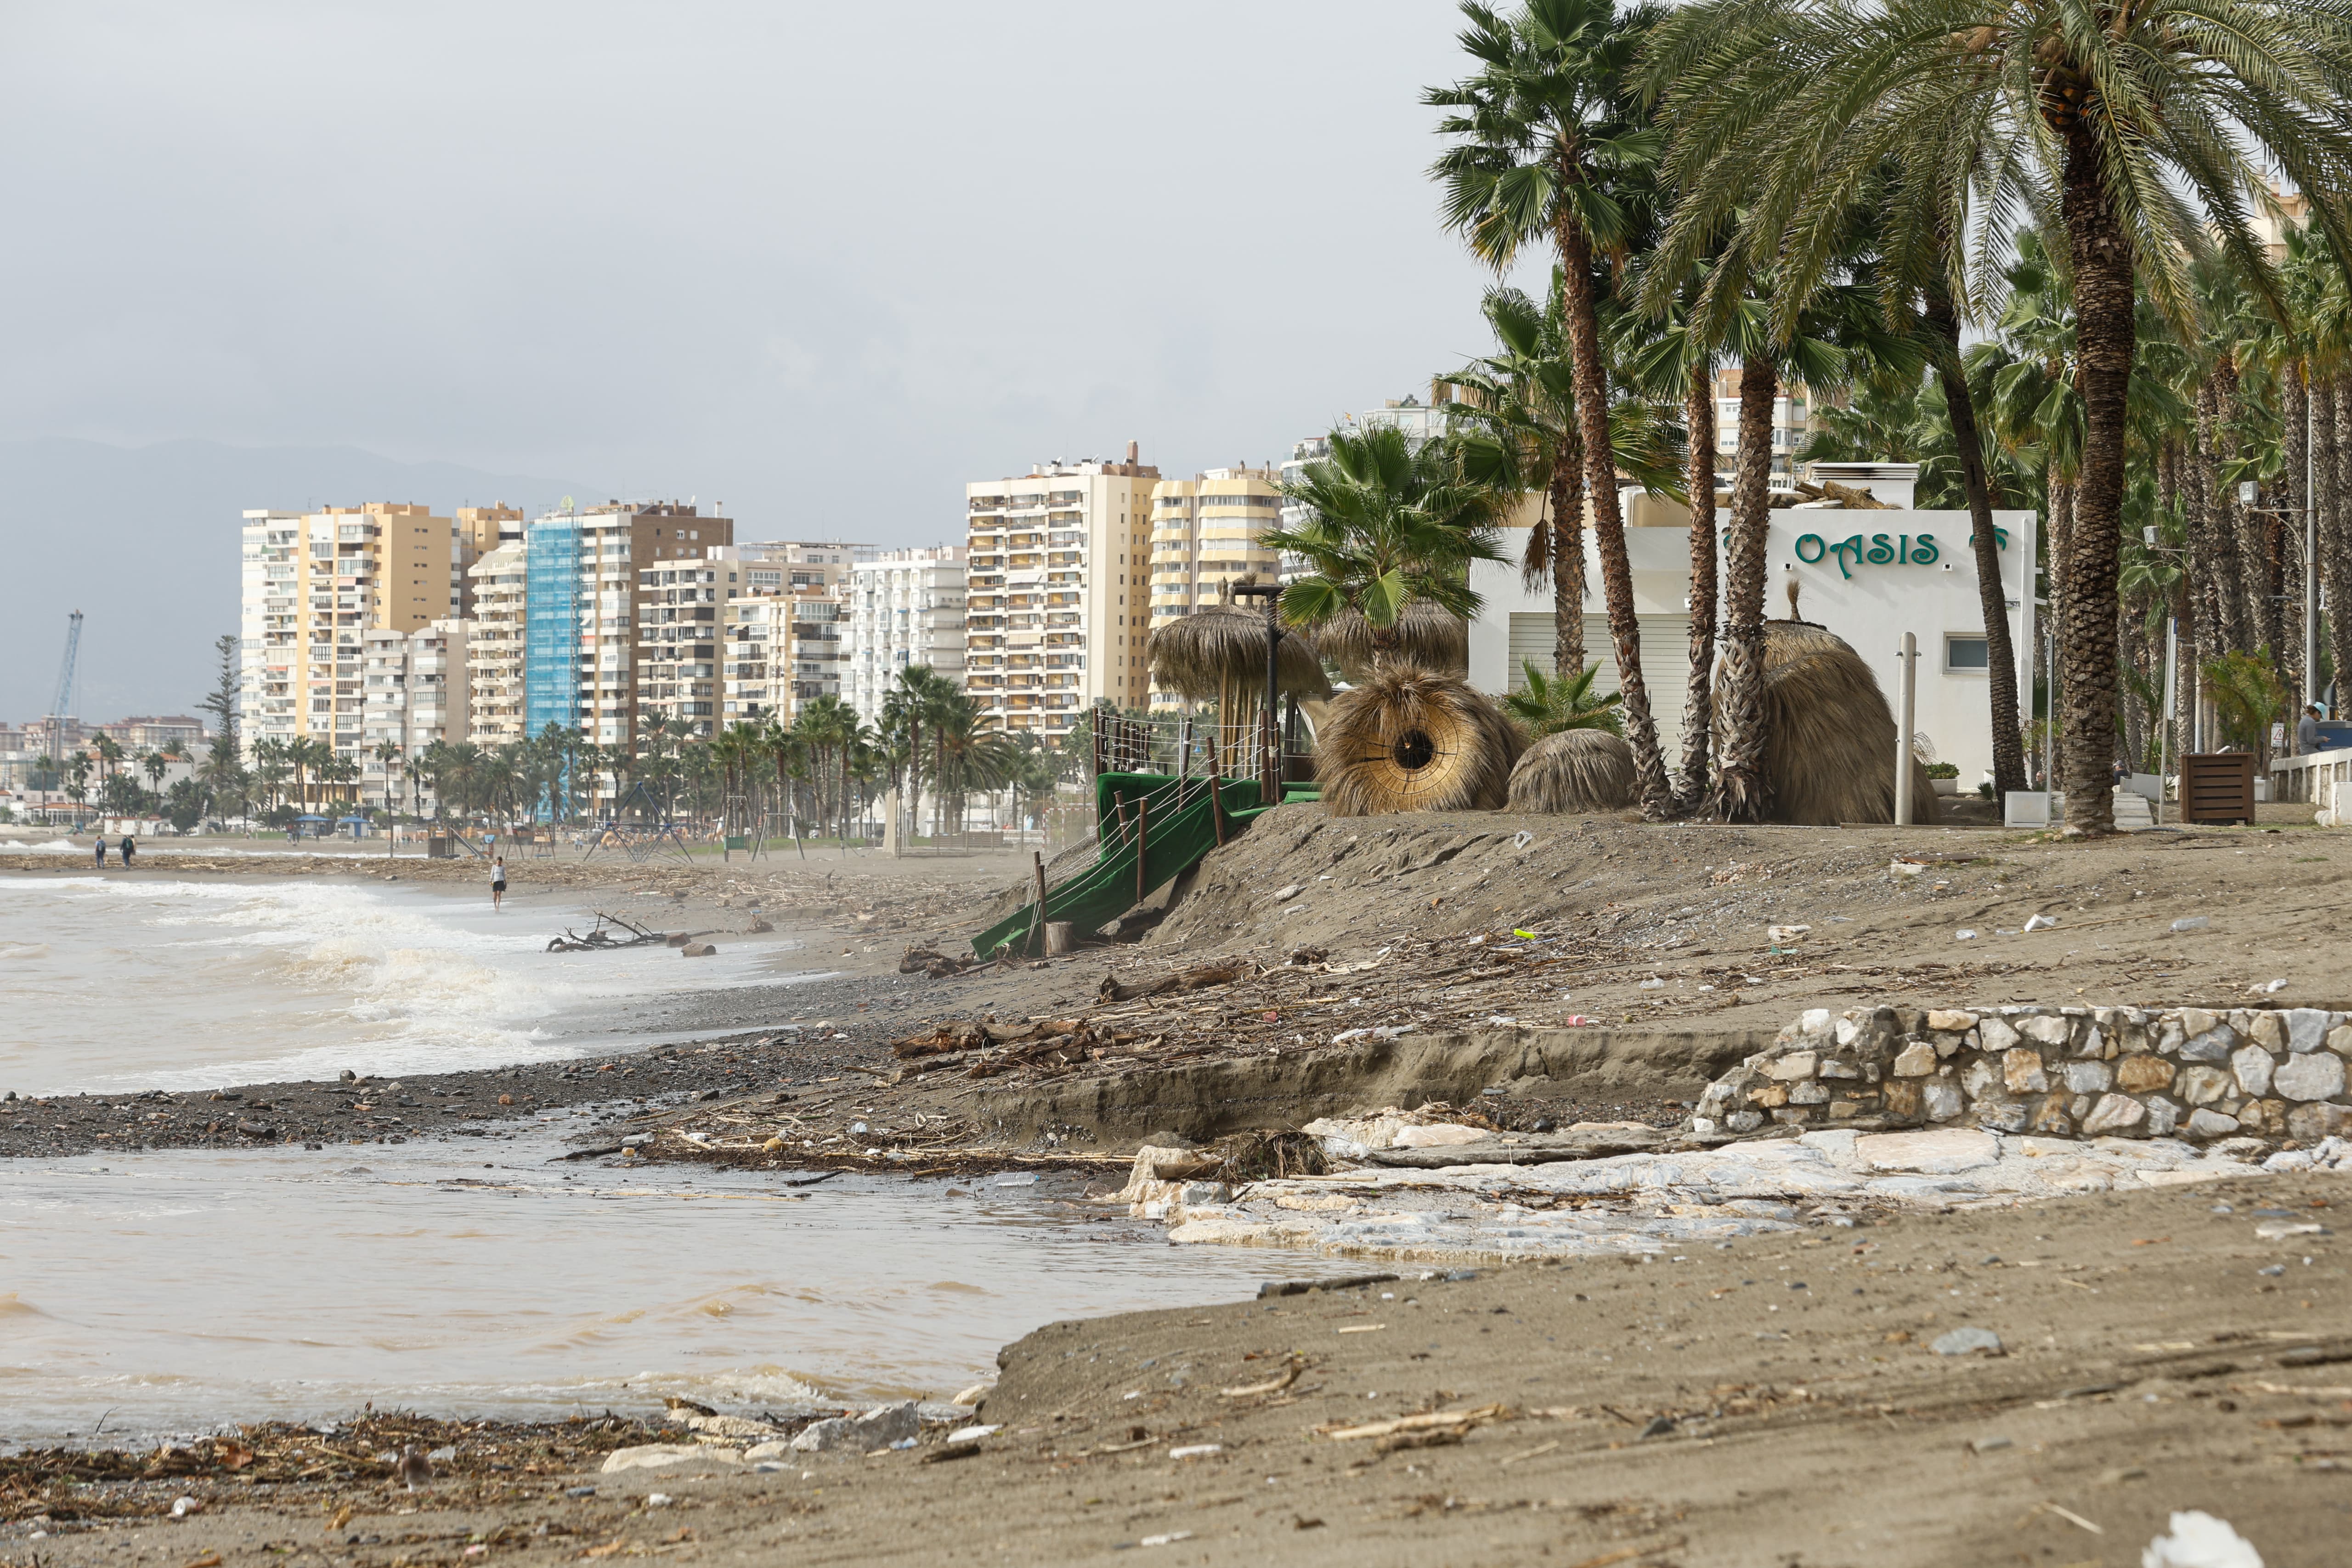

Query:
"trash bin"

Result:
[[2180, 752, 2256, 825]]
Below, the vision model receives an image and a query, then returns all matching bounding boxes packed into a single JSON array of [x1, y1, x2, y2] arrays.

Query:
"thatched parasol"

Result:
[[1310, 600, 1469, 683], [1145, 604, 1330, 702], [1755, 620, 1941, 826], [1505, 728, 1636, 814], [1316, 666, 1524, 816]]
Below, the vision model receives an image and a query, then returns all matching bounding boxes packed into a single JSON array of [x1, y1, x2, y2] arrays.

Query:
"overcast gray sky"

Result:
[[0, 1, 1519, 549]]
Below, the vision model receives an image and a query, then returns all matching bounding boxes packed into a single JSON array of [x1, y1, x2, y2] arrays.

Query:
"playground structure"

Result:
[[971, 706, 1317, 961]]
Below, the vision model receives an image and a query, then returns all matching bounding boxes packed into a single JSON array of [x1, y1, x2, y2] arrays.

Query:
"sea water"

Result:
[[0, 1132, 1307, 1444], [0, 872, 793, 1095], [0, 870, 1329, 1439]]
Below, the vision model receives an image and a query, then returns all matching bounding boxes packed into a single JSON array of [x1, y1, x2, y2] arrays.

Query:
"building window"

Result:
[[1945, 635, 1990, 672]]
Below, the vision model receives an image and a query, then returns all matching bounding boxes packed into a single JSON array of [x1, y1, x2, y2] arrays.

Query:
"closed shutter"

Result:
[[1506, 611, 1694, 758]]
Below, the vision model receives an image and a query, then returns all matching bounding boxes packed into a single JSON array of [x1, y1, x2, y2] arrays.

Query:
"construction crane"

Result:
[[48, 610, 82, 771]]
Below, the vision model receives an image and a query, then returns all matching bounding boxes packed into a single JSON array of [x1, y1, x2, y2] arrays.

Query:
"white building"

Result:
[[847, 546, 968, 722], [1466, 471, 2033, 787], [964, 446, 1159, 737], [465, 542, 527, 748], [360, 620, 471, 809]]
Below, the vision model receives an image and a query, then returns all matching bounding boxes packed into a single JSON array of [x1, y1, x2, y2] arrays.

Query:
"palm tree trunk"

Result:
[[1674, 361, 1717, 813], [2326, 375, 2352, 708], [1555, 214, 1670, 815], [2195, 379, 2247, 653], [2045, 477, 2074, 787], [2285, 366, 2311, 695], [1552, 423, 1587, 678], [2058, 131, 2132, 833], [1926, 286, 2028, 796], [1708, 357, 1777, 821], [2217, 360, 2280, 659]]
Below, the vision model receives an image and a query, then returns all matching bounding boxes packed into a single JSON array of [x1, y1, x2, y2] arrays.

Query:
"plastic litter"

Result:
[[2170, 916, 2210, 932], [1930, 1326, 2004, 1356], [1638, 978, 1666, 990], [994, 1172, 1040, 1187], [2140, 1511, 2264, 1568], [1511, 831, 1534, 849], [170, 1497, 203, 1519], [1955, 929, 1978, 941], [2253, 978, 2288, 994], [2023, 914, 2058, 931], [1167, 1444, 1222, 1460], [1766, 924, 1811, 943]]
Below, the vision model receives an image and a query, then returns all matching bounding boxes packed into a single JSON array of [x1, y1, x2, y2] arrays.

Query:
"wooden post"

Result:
[[1178, 714, 1193, 785], [1043, 920, 1073, 956], [1091, 708, 1104, 778], [1208, 767, 1225, 845], [1029, 849, 1049, 957], [1134, 793, 1149, 905]]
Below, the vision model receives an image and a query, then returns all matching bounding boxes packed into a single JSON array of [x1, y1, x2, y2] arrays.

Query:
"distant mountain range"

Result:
[[0, 437, 596, 725]]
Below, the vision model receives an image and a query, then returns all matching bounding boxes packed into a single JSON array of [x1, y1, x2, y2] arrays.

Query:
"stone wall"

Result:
[[1692, 1005, 2352, 1146]]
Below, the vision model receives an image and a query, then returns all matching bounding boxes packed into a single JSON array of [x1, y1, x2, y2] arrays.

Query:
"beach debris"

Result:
[[1930, 1326, 2005, 1357], [1766, 924, 1810, 944], [545, 912, 667, 954], [1955, 929, 1977, 940], [790, 1401, 921, 1455], [2023, 914, 2058, 932], [169, 1496, 203, 1519], [898, 945, 978, 978], [679, 942, 717, 957], [1097, 961, 1253, 1004], [2170, 916, 2210, 933], [2141, 1511, 2264, 1568], [395, 1446, 433, 1489]]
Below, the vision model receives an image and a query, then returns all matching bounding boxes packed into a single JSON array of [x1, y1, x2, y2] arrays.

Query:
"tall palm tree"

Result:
[[1260, 424, 1508, 658], [1645, 0, 2352, 834], [1447, 277, 1591, 679], [373, 740, 404, 818], [1429, 0, 1677, 814]]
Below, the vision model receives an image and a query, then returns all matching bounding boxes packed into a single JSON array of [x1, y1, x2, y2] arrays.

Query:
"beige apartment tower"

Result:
[[963, 446, 1159, 737], [1145, 465, 1284, 709], [240, 502, 457, 769]]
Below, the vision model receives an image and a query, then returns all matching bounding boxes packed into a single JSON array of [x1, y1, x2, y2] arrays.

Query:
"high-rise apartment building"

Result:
[[465, 542, 528, 748], [638, 543, 856, 736], [1711, 369, 1830, 489], [360, 621, 470, 807], [452, 503, 526, 619], [846, 546, 968, 722], [1146, 465, 1283, 630], [963, 446, 1158, 736], [522, 500, 733, 752], [240, 503, 456, 767]]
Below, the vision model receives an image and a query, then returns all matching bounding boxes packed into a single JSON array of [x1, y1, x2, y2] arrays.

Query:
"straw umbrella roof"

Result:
[[1146, 604, 1331, 702], [1310, 599, 1470, 683]]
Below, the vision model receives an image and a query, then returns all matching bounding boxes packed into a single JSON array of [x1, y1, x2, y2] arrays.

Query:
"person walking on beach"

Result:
[[120, 833, 137, 868], [491, 854, 507, 912], [93, 834, 107, 869]]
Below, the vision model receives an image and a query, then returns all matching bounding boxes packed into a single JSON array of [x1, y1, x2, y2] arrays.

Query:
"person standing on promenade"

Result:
[[491, 854, 507, 912]]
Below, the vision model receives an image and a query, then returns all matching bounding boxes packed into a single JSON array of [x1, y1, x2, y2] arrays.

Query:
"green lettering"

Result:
[[1912, 533, 1939, 565], [1866, 532, 1895, 565], [1794, 533, 1826, 564], [1830, 535, 1866, 579]]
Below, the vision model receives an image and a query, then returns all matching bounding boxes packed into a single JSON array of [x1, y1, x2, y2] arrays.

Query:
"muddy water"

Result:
[[0, 1130, 1326, 1444], [0, 873, 806, 1095]]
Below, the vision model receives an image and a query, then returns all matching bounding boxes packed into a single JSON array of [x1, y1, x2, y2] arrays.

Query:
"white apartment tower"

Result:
[[360, 621, 470, 808], [847, 546, 968, 722], [465, 541, 528, 748], [963, 446, 1158, 737]]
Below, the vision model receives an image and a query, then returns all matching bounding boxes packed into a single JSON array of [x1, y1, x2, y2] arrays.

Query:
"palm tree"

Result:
[[1447, 277, 1590, 679], [1501, 659, 1624, 736], [140, 749, 169, 793], [92, 733, 124, 795], [251, 737, 289, 816], [1429, 0, 1678, 814], [1645, 0, 2352, 834], [373, 740, 404, 819], [1260, 424, 1507, 659]]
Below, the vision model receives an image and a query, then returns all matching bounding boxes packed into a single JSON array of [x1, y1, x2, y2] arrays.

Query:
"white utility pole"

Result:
[[1894, 631, 1919, 826]]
